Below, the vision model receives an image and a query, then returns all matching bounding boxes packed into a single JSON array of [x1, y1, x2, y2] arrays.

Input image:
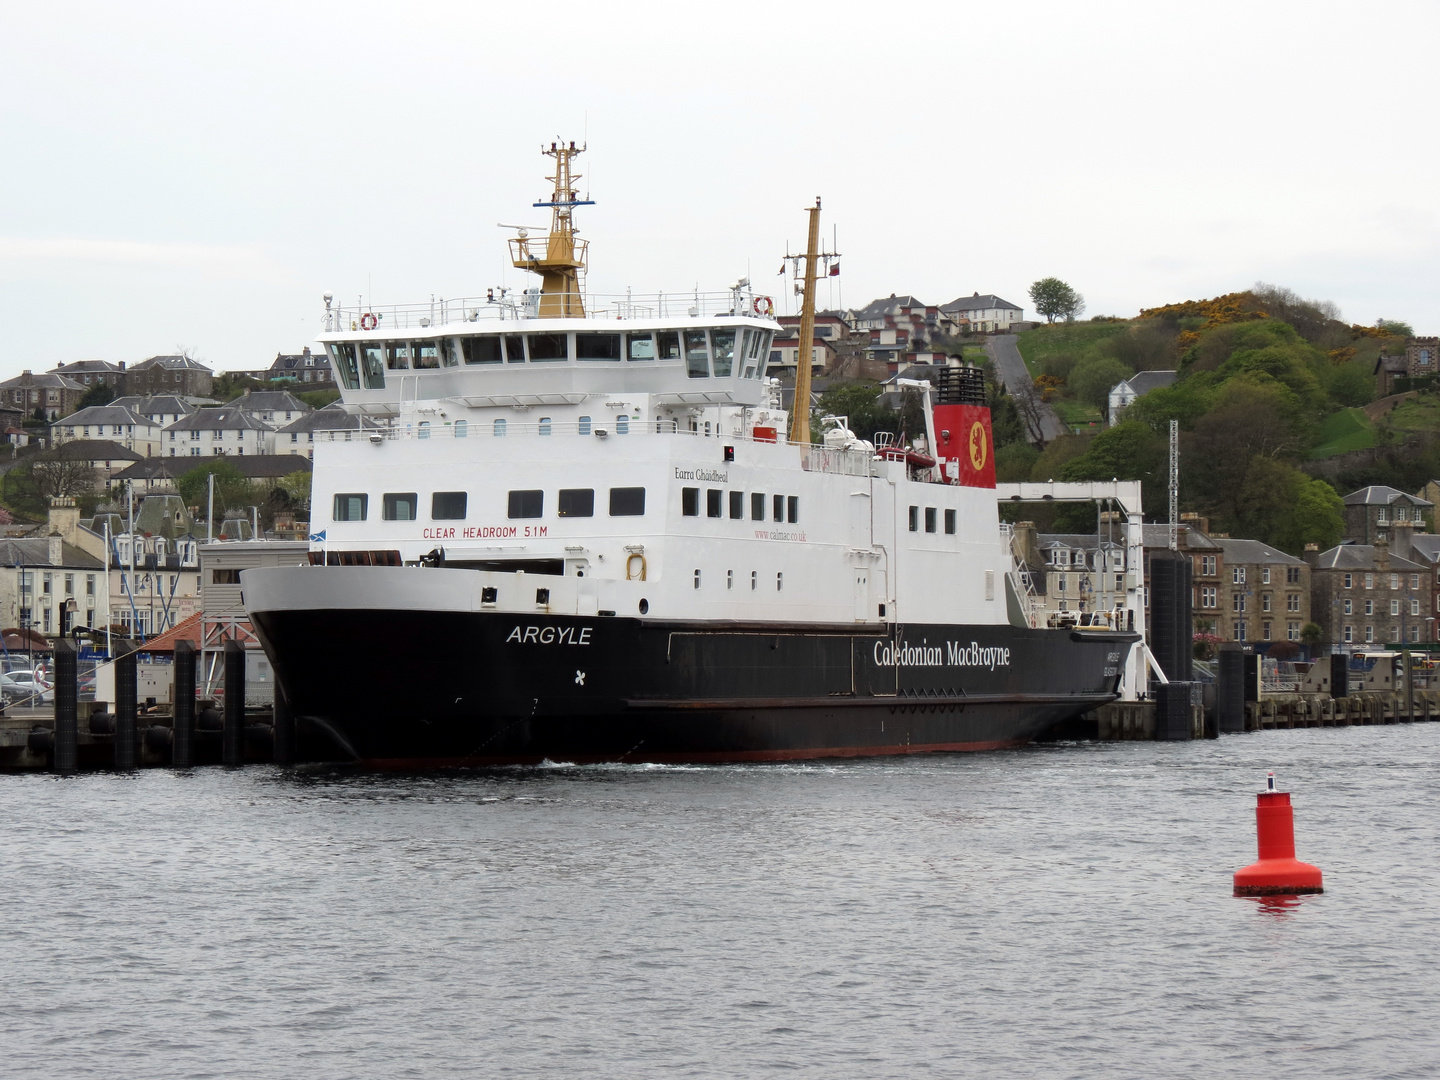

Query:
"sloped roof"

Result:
[[0, 371, 83, 390], [112, 458, 181, 482], [278, 404, 380, 433], [137, 611, 203, 654], [0, 537, 104, 569], [850, 295, 928, 321], [1213, 538, 1304, 565], [1343, 485, 1432, 508], [56, 404, 153, 428], [132, 354, 212, 372], [1311, 543, 1427, 572], [1117, 370, 1178, 395], [45, 439, 143, 463], [233, 390, 312, 414], [941, 293, 1022, 313], [110, 394, 195, 417], [167, 407, 272, 432], [52, 359, 123, 374], [1141, 524, 1221, 550], [1408, 534, 1440, 566]]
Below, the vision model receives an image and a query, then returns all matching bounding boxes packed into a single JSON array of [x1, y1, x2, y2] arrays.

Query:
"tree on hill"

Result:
[[1029, 278, 1085, 324], [77, 382, 116, 409], [815, 382, 895, 442], [176, 460, 252, 516], [1069, 356, 1132, 416], [1376, 318, 1414, 338]]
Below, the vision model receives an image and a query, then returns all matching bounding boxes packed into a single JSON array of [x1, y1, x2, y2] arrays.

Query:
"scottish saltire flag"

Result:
[[309, 530, 326, 542]]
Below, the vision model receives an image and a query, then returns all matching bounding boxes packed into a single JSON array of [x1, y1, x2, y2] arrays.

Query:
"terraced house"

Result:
[[1306, 540, 1434, 647], [1212, 538, 1311, 645]]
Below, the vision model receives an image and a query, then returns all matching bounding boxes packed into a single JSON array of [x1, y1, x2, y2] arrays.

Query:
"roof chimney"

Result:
[[1376, 537, 1390, 572], [47, 497, 80, 547], [1303, 543, 1319, 567], [48, 533, 63, 567]]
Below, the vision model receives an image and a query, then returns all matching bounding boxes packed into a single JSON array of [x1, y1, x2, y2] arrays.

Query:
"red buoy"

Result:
[[1233, 773, 1324, 896]]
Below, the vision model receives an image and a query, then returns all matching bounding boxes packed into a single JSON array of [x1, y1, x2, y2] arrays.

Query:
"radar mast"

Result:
[[508, 140, 594, 318]]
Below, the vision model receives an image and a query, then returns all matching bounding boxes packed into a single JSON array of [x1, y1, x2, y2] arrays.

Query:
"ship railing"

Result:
[[312, 424, 890, 477], [326, 289, 779, 332]]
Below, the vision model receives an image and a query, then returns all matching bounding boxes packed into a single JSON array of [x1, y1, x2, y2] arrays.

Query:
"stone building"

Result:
[[125, 355, 214, 398], [0, 370, 85, 420], [1342, 485, 1431, 545], [1306, 540, 1434, 647], [1141, 519, 1224, 641], [1211, 537, 1311, 646]]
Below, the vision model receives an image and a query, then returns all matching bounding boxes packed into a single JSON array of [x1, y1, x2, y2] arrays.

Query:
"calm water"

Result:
[[2, 726, 1439, 1079]]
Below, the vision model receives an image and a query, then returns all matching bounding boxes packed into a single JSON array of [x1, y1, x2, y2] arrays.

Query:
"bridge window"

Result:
[[432, 492, 467, 519], [333, 493, 368, 521], [382, 493, 418, 521], [504, 336, 525, 363], [576, 333, 621, 360], [626, 333, 655, 361], [328, 344, 360, 390], [385, 342, 409, 370], [412, 341, 440, 370], [441, 339, 461, 366], [609, 487, 645, 516], [527, 332, 568, 362], [493, 418, 507, 437], [508, 490, 543, 518], [461, 336, 503, 364], [711, 329, 736, 377], [685, 330, 710, 378], [558, 488, 595, 517], [757, 332, 774, 377], [656, 331, 681, 360], [454, 420, 467, 438], [682, 487, 699, 516], [359, 343, 385, 388]]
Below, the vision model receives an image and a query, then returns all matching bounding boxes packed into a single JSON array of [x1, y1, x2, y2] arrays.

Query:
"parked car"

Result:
[[0, 670, 53, 705]]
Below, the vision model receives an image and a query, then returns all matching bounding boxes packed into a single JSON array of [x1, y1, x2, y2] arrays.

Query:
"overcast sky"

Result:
[[1, 0, 1435, 376]]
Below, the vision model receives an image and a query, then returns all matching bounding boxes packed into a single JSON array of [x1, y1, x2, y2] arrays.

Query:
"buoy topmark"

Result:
[[1233, 773, 1324, 897]]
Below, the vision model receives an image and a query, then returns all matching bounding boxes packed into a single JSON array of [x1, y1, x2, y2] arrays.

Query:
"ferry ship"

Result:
[[243, 142, 1137, 765]]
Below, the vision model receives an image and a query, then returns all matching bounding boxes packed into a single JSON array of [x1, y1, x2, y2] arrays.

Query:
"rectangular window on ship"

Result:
[[751, 493, 765, 521], [432, 492, 467, 520], [682, 488, 699, 517], [333, 493, 368, 522], [576, 333, 622, 361], [925, 507, 937, 533], [707, 490, 723, 518], [773, 494, 784, 523], [461, 336, 502, 365], [508, 490, 543, 519], [730, 491, 744, 519], [527, 333, 568, 362], [787, 496, 798, 524], [382, 493, 418, 521], [558, 488, 595, 517], [609, 487, 645, 516]]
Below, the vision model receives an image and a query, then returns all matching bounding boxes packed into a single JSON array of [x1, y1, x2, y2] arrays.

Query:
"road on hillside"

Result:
[[985, 334, 1067, 443]]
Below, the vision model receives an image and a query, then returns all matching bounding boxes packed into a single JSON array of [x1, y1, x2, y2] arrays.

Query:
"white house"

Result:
[[1108, 370, 1178, 425], [110, 394, 195, 429], [52, 404, 163, 456], [939, 293, 1024, 333], [163, 407, 275, 457]]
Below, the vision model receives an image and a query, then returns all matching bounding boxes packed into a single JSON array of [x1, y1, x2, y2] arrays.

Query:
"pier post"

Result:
[[114, 647, 137, 771], [173, 641, 196, 768], [1329, 653, 1348, 699], [53, 638, 78, 775], [273, 688, 294, 766], [223, 640, 245, 766], [1218, 643, 1245, 734], [1155, 680, 1193, 740]]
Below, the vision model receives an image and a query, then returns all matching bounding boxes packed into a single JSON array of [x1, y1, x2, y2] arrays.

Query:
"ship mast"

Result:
[[509, 140, 594, 318], [789, 198, 823, 445]]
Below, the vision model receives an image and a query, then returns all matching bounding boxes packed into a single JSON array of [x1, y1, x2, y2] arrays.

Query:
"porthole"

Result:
[[639, 598, 649, 614]]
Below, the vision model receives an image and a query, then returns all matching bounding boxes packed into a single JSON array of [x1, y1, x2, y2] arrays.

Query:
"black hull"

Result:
[[250, 610, 1133, 765]]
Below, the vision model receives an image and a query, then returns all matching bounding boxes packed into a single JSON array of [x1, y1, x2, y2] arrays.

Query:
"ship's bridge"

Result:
[[319, 290, 780, 417]]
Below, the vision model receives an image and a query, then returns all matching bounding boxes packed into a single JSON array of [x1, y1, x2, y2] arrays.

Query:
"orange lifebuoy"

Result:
[[753, 296, 774, 317], [360, 312, 379, 330]]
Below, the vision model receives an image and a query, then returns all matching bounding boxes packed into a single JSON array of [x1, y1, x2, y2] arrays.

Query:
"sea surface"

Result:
[[2, 725, 1439, 1079]]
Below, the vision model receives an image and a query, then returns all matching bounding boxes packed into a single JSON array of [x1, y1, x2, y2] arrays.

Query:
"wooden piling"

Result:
[[114, 647, 137, 771], [52, 639, 77, 775], [173, 641, 196, 768], [223, 640, 244, 767]]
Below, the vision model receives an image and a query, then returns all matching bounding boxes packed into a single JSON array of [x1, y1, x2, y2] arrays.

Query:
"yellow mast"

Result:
[[789, 198, 823, 445], [509, 140, 593, 318]]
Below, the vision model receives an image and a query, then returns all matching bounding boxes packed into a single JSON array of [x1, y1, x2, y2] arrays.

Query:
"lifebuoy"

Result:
[[360, 312, 379, 330], [753, 296, 774, 317]]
